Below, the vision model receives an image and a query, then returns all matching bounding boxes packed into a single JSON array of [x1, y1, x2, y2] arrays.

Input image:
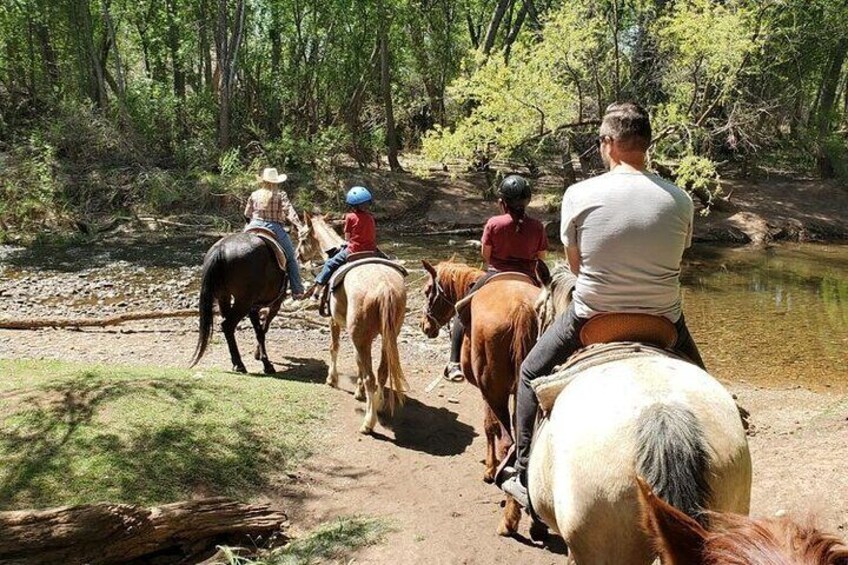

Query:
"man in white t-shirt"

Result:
[[500, 102, 705, 507]]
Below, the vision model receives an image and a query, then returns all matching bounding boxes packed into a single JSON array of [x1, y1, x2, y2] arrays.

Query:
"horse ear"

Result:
[[536, 259, 552, 287], [637, 477, 708, 565], [421, 260, 437, 279]]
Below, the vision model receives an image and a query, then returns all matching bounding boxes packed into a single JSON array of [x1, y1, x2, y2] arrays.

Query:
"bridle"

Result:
[[423, 277, 455, 327]]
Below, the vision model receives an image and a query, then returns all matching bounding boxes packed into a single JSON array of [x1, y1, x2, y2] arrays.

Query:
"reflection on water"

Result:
[[681, 244, 848, 390], [397, 237, 848, 390]]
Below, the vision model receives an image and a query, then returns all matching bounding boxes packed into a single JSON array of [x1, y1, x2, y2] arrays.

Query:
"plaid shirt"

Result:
[[244, 188, 303, 230]]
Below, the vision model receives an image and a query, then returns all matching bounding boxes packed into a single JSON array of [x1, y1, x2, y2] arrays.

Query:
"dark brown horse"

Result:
[[420, 259, 542, 535], [190, 233, 287, 374], [639, 477, 848, 565]]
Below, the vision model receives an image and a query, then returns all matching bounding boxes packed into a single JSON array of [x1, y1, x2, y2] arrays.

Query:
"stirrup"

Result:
[[494, 444, 518, 487]]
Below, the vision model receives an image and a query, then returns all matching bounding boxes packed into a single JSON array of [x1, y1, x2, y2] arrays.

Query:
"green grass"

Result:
[[0, 359, 329, 509], [223, 517, 391, 565]]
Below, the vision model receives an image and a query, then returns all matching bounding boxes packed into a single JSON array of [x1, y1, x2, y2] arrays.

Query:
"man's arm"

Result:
[[566, 245, 580, 275]]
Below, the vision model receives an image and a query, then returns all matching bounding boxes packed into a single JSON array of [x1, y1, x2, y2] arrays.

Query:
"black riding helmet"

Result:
[[498, 174, 532, 207]]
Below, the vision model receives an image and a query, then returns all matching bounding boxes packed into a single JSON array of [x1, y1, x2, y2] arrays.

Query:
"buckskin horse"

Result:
[[523, 265, 752, 563], [420, 259, 542, 536], [190, 230, 288, 374], [297, 212, 408, 434]]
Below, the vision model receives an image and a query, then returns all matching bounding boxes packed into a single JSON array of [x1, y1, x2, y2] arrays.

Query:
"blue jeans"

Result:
[[245, 219, 304, 295], [316, 245, 350, 286]]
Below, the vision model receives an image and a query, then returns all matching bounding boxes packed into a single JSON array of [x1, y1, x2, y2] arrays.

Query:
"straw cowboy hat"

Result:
[[257, 167, 288, 184]]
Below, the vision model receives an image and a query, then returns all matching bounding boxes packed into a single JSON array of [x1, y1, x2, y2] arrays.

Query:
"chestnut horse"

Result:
[[639, 478, 848, 565], [297, 212, 408, 434], [420, 259, 542, 535]]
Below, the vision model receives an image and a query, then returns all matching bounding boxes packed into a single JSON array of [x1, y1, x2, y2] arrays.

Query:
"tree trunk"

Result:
[[816, 36, 848, 178], [166, 0, 185, 98], [0, 498, 286, 565], [379, 26, 402, 171], [215, 0, 245, 149], [482, 0, 513, 56], [101, 0, 125, 99]]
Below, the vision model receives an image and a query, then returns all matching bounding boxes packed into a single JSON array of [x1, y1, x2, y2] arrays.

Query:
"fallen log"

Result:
[[0, 304, 323, 330], [0, 309, 198, 329], [0, 498, 287, 564]]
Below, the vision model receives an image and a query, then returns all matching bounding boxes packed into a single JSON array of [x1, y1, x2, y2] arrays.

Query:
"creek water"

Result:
[[1, 234, 846, 389]]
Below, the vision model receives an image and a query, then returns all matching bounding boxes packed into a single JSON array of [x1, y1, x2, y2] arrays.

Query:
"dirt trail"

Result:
[[2, 313, 846, 564]]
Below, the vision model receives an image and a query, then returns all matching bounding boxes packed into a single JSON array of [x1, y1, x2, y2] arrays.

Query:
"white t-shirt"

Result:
[[560, 170, 694, 322]]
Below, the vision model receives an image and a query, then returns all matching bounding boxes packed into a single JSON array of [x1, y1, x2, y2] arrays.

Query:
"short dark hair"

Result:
[[599, 102, 652, 151]]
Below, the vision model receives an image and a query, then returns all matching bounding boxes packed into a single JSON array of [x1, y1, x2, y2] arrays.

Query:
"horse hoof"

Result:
[[263, 365, 276, 375], [325, 378, 337, 388], [233, 365, 247, 374], [354, 389, 366, 402], [482, 469, 496, 484], [529, 520, 549, 543], [359, 425, 373, 435], [497, 521, 517, 537]]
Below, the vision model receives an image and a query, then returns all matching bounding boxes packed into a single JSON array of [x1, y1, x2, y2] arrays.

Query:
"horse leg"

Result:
[[248, 309, 275, 374], [354, 340, 379, 434], [221, 304, 248, 374], [327, 320, 341, 387], [377, 344, 389, 414], [482, 405, 499, 483]]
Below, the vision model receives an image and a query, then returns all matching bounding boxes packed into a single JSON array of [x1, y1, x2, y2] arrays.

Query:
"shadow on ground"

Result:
[[0, 370, 312, 509], [371, 394, 477, 457]]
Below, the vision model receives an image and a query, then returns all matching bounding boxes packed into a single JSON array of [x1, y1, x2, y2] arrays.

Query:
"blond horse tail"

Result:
[[379, 284, 408, 413]]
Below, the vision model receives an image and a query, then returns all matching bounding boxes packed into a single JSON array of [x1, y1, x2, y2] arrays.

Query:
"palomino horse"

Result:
[[297, 212, 407, 434], [525, 265, 752, 564], [190, 232, 286, 374], [639, 478, 848, 564], [420, 259, 541, 535]]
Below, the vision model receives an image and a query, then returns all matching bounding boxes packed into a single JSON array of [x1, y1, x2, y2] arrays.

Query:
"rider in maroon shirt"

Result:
[[444, 175, 548, 381]]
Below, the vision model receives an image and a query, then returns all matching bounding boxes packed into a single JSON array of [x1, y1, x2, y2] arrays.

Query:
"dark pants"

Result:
[[449, 271, 498, 363], [513, 304, 706, 478]]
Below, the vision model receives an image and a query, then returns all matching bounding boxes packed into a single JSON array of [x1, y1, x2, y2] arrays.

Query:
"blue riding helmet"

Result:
[[346, 186, 373, 206]]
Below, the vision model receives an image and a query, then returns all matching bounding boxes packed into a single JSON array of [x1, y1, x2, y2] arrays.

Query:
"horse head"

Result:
[[638, 477, 848, 565], [297, 211, 335, 264], [535, 262, 576, 335], [420, 259, 453, 338]]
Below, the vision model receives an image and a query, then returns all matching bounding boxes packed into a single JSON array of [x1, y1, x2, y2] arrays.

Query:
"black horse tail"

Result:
[[636, 403, 712, 526], [190, 246, 225, 368]]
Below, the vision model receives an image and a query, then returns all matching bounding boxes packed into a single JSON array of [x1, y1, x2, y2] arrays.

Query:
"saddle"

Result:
[[318, 256, 409, 317], [244, 227, 288, 271], [454, 271, 539, 322], [532, 313, 683, 412]]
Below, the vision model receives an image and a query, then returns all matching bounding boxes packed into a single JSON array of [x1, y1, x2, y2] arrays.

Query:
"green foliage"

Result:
[[225, 517, 391, 565], [0, 359, 329, 509]]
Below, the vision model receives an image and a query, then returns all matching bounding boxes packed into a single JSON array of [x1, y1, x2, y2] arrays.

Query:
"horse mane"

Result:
[[436, 260, 485, 300], [535, 262, 576, 333], [704, 514, 848, 565]]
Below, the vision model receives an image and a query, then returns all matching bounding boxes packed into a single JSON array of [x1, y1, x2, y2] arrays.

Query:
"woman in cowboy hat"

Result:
[[244, 167, 306, 299]]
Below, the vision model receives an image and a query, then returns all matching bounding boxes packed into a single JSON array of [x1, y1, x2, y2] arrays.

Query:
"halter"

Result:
[[423, 278, 454, 327]]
